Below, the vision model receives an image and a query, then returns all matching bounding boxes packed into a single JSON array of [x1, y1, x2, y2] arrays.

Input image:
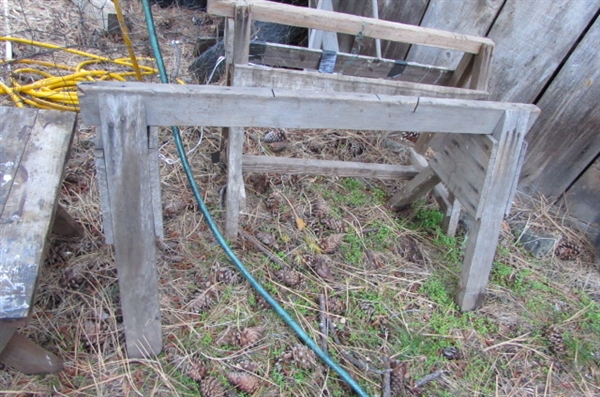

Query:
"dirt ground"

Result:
[[1, 1, 599, 396]]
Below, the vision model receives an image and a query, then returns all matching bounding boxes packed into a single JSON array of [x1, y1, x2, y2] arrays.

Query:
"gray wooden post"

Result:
[[99, 94, 162, 357]]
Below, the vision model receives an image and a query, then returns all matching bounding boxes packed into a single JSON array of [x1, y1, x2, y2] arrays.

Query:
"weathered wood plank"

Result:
[[406, 0, 504, 69], [456, 110, 529, 311], [232, 65, 488, 100], [148, 127, 164, 240], [225, 127, 246, 240], [308, 0, 339, 52], [429, 133, 498, 219], [0, 109, 75, 320], [242, 155, 420, 179], [52, 205, 84, 240], [0, 107, 36, 212], [388, 166, 441, 211], [208, 0, 493, 53], [93, 148, 114, 244], [248, 42, 453, 84], [519, 14, 600, 198], [0, 332, 63, 374], [233, 4, 252, 65], [79, 82, 538, 134], [99, 94, 162, 357], [487, 0, 600, 102]]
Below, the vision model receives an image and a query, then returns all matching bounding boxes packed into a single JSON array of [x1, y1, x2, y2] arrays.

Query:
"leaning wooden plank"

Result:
[[456, 109, 530, 311], [233, 65, 487, 100], [0, 332, 63, 374], [388, 166, 441, 211], [249, 42, 452, 84], [406, 0, 504, 69], [0, 106, 36, 211], [225, 127, 246, 240], [429, 133, 498, 219], [99, 94, 162, 358], [487, 0, 599, 102], [0, 110, 75, 320], [242, 155, 420, 179], [208, 0, 493, 54], [79, 82, 538, 134], [93, 149, 114, 244], [519, 14, 600, 198]]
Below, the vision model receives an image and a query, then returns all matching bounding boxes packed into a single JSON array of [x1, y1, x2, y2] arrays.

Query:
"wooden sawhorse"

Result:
[[80, 82, 538, 358], [0, 106, 81, 374]]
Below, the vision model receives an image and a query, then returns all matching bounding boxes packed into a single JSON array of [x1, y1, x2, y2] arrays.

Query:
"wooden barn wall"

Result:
[[335, 0, 600, 223]]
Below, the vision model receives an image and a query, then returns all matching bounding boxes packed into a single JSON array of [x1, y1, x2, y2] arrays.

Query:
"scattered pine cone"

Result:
[[400, 131, 420, 143], [262, 128, 287, 143], [390, 360, 407, 396], [555, 241, 581, 261], [327, 297, 346, 315], [311, 196, 329, 219], [320, 233, 345, 254], [268, 141, 288, 153], [276, 268, 303, 287], [359, 301, 376, 319], [265, 193, 282, 215], [545, 325, 566, 354], [255, 231, 279, 249], [201, 376, 227, 397], [189, 288, 218, 312], [282, 344, 317, 370], [226, 371, 263, 393], [60, 266, 86, 289], [186, 360, 207, 382], [321, 217, 347, 233], [211, 262, 239, 285], [237, 326, 265, 348], [304, 254, 334, 281]]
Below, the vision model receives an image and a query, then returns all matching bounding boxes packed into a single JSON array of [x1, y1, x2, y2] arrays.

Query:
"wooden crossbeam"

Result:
[[79, 82, 537, 134], [208, 0, 494, 54]]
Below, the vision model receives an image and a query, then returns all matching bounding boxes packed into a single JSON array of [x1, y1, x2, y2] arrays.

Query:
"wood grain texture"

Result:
[[52, 204, 84, 239], [430, 133, 498, 219], [99, 94, 162, 358], [148, 127, 164, 240], [456, 110, 529, 311], [232, 65, 488, 100], [406, 0, 504, 69], [519, 14, 600, 198], [487, 0, 600, 102], [388, 166, 441, 210], [242, 155, 420, 179], [208, 0, 493, 53], [233, 4, 252, 65], [0, 109, 75, 319], [79, 82, 538, 134], [248, 42, 452, 84], [226, 127, 245, 240], [93, 148, 114, 244]]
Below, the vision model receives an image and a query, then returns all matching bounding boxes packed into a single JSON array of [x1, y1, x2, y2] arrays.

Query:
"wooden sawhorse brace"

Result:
[[79, 85, 538, 343]]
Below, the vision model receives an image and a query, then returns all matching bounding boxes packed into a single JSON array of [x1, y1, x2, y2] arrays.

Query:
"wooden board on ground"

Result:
[[0, 108, 75, 320], [519, 14, 600, 198]]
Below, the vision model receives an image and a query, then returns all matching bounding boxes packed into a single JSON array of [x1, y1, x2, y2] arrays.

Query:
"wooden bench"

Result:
[[0, 106, 80, 374]]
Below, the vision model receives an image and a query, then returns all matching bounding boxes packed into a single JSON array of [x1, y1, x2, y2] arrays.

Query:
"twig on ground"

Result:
[[414, 369, 446, 388], [382, 356, 391, 397], [319, 294, 329, 353], [240, 231, 289, 270]]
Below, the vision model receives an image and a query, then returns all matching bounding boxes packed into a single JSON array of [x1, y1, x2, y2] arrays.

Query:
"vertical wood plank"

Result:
[[406, 0, 504, 69], [519, 14, 600, 198], [233, 4, 252, 65], [94, 148, 114, 244], [456, 109, 529, 311], [0, 332, 63, 374], [99, 94, 162, 358], [148, 127, 164, 239], [487, 0, 600, 102], [225, 127, 245, 240]]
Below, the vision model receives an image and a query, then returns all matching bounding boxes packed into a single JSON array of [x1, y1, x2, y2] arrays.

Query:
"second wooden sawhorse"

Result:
[[79, 82, 539, 357]]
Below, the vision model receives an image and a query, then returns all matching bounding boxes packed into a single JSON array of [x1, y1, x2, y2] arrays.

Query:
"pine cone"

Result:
[[226, 372, 262, 393], [311, 197, 329, 219], [291, 344, 317, 369], [186, 360, 207, 382], [276, 268, 303, 287], [327, 297, 346, 315], [400, 131, 420, 143], [189, 288, 218, 312], [321, 217, 347, 233], [390, 361, 407, 396], [359, 301, 375, 319], [268, 141, 288, 153], [262, 128, 287, 143], [201, 376, 227, 397], [545, 325, 566, 354], [211, 262, 239, 285], [265, 193, 282, 215], [60, 266, 86, 289], [237, 326, 265, 347], [256, 232, 279, 249], [320, 233, 345, 254], [555, 241, 581, 261], [347, 139, 364, 157], [307, 255, 334, 281]]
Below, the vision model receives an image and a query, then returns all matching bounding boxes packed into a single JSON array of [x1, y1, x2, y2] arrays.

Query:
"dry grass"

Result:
[[1, 1, 599, 396]]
